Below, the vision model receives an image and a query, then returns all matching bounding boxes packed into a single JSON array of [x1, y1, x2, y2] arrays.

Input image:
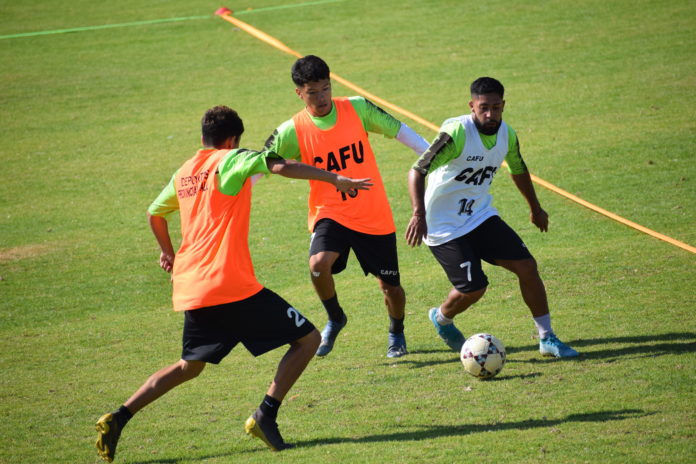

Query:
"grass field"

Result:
[[1, 0, 694, 463]]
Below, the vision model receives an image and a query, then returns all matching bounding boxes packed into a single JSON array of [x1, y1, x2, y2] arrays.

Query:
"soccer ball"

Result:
[[460, 333, 506, 379]]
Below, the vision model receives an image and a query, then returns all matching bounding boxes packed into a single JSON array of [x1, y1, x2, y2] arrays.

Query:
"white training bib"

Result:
[[424, 115, 509, 246]]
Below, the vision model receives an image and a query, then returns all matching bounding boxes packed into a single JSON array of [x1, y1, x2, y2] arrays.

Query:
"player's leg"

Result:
[[486, 217, 578, 358], [352, 230, 408, 357], [267, 330, 321, 401], [428, 234, 488, 352], [495, 257, 548, 318], [309, 250, 341, 301], [96, 360, 206, 462], [246, 330, 320, 451], [440, 286, 487, 318], [125, 360, 206, 413], [241, 289, 319, 451], [377, 278, 408, 357], [309, 219, 351, 356], [96, 305, 233, 462]]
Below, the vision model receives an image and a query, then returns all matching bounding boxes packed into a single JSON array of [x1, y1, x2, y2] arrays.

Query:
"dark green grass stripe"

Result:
[[0, 0, 343, 40]]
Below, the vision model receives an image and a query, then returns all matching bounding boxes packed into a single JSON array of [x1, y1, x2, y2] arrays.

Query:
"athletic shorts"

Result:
[[429, 216, 533, 293], [181, 288, 316, 364], [309, 218, 401, 287]]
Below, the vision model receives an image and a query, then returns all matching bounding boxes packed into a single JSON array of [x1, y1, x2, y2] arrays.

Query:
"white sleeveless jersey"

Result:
[[423, 115, 509, 246]]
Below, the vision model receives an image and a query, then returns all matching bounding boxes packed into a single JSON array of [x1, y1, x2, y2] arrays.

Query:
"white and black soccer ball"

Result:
[[460, 333, 506, 379]]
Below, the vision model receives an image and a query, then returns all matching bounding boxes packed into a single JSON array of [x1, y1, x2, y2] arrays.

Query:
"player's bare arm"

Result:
[[406, 168, 428, 247], [510, 172, 548, 232], [266, 157, 372, 193], [147, 213, 175, 272]]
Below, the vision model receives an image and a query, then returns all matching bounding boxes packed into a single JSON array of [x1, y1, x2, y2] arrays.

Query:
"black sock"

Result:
[[389, 315, 404, 334], [116, 405, 133, 424], [321, 294, 345, 322], [259, 395, 281, 420]]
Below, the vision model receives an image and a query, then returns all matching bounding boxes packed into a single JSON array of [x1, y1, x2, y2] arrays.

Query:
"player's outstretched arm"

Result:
[[266, 158, 372, 193], [396, 123, 430, 155], [148, 213, 175, 272], [406, 168, 428, 247], [510, 172, 548, 232]]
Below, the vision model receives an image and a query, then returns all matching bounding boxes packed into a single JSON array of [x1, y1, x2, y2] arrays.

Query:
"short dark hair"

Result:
[[201, 106, 244, 147], [291, 55, 330, 87], [470, 77, 505, 99]]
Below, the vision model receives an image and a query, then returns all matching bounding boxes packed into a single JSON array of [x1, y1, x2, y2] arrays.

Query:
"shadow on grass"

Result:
[[391, 332, 695, 369], [126, 409, 649, 462], [507, 331, 696, 361], [295, 408, 649, 448], [128, 447, 265, 464]]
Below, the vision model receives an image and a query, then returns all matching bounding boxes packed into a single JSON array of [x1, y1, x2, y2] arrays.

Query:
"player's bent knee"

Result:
[[295, 329, 321, 351], [452, 287, 487, 305], [309, 255, 333, 274], [179, 359, 205, 380]]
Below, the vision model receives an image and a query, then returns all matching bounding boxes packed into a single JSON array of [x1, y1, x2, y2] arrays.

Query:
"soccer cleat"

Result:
[[95, 412, 126, 462], [539, 334, 579, 358], [429, 307, 465, 352], [315, 314, 348, 357], [244, 410, 294, 451], [386, 332, 408, 358]]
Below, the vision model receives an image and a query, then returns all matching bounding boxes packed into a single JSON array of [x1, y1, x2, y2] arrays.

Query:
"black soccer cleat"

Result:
[[244, 410, 294, 451], [95, 412, 127, 462]]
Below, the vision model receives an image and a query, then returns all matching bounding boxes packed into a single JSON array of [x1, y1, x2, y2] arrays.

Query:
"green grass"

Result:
[[0, 0, 694, 463]]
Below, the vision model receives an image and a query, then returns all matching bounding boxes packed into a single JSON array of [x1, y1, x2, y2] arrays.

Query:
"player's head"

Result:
[[469, 77, 505, 135], [292, 55, 333, 117], [201, 106, 244, 148], [292, 55, 330, 86], [470, 77, 505, 99]]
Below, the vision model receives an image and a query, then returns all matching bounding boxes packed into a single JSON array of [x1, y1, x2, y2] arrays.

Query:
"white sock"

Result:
[[533, 314, 553, 339], [436, 307, 454, 325]]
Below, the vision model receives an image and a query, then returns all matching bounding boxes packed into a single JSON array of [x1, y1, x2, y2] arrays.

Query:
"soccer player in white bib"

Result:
[[405, 77, 578, 358]]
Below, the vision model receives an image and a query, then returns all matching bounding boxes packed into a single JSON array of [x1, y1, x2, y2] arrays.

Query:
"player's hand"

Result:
[[159, 251, 175, 273], [531, 208, 549, 232], [405, 214, 427, 247], [335, 176, 372, 194]]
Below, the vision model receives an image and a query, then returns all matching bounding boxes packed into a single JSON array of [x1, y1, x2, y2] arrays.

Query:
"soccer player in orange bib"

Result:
[[95, 106, 372, 462], [264, 55, 429, 358]]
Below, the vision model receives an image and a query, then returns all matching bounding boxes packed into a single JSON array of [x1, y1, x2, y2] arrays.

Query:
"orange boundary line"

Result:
[[216, 9, 696, 255]]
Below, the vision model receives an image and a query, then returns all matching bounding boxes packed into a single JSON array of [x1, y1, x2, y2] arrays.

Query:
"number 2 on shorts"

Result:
[[287, 307, 306, 327]]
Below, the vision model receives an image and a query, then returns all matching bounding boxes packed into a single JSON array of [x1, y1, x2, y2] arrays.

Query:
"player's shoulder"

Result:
[[442, 115, 466, 127], [277, 117, 297, 133], [266, 118, 297, 146], [440, 115, 467, 135], [346, 95, 369, 112], [503, 122, 518, 141]]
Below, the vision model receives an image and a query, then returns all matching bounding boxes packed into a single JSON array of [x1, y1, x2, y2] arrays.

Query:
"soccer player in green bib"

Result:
[[264, 55, 429, 358], [406, 77, 579, 358]]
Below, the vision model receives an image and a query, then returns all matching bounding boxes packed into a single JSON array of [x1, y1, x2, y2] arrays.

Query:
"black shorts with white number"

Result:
[[181, 288, 315, 363], [309, 218, 401, 287], [429, 216, 533, 293]]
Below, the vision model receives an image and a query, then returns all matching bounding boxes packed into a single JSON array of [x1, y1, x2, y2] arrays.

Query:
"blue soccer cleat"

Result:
[[428, 308, 465, 352], [316, 314, 348, 357], [386, 332, 408, 358], [539, 334, 579, 358]]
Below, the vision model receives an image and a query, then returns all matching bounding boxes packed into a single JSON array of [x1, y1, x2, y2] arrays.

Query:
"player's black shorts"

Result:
[[429, 215, 533, 293], [181, 288, 316, 364], [309, 218, 401, 287]]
